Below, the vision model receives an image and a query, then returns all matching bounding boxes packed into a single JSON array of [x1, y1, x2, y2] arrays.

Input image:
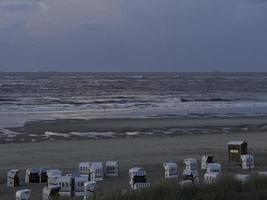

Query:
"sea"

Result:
[[1, 72, 267, 128]]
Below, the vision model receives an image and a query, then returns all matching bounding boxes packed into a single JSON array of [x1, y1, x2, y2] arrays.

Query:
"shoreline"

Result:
[[0, 116, 266, 144]]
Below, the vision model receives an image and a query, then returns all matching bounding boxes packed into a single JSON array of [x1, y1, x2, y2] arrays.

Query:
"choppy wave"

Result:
[[1, 72, 267, 117]]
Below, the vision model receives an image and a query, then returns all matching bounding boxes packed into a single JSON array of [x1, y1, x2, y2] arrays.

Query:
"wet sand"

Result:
[[2, 116, 267, 143], [1, 117, 267, 199]]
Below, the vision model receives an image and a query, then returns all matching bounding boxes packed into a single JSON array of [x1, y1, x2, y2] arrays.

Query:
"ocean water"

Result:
[[0, 72, 267, 122]]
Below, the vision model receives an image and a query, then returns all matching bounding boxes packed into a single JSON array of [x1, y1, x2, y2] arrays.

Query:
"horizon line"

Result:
[[1, 71, 267, 73]]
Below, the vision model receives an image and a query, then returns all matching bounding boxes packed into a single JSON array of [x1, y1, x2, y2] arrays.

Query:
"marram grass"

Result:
[[90, 176, 267, 200], [58, 176, 267, 200]]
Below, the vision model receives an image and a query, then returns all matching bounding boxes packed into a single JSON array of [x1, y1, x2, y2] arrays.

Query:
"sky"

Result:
[[0, 0, 267, 72]]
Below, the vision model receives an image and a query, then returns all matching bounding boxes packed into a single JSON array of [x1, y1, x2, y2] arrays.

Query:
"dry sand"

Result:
[[1, 117, 267, 199]]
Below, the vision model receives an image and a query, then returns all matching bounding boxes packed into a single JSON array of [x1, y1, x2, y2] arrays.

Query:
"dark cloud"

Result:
[[0, 0, 267, 72]]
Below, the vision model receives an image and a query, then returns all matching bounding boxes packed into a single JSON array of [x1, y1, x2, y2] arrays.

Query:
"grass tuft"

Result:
[[90, 176, 267, 200]]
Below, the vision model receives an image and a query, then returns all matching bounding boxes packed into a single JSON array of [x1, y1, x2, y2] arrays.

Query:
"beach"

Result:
[[1, 116, 267, 199], [1, 116, 267, 143], [1, 0, 267, 198]]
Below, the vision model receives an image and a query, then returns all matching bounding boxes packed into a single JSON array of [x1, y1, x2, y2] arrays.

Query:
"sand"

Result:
[[1, 116, 267, 199], [2, 116, 267, 143]]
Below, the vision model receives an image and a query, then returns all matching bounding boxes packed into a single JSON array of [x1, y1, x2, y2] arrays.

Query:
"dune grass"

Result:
[[91, 176, 267, 200]]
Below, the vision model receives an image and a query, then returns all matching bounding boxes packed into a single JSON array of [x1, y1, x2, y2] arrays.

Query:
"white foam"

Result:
[[222, 127, 232, 133], [29, 134, 38, 137], [44, 131, 70, 138], [163, 130, 173, 134], [127, 75, 143, 79], [126, 131, 139, 136], [144, 132, 154, 135], [1, 99, 267, 130], [0, 128, 22, 138], [69, 131, 114, 138]]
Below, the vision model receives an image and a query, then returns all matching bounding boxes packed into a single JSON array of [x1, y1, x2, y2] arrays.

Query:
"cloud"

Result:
[[38, 1, 48, 12], [0, 20, 25, 31], [0, 2, 32, 11], [0, 0, 48, 12], [79, 21, 105, 31], [0, 0, 266, 72], [0, 0, 48, 33], [239, 0, 267, 5], [24, 0, 49, 12]]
